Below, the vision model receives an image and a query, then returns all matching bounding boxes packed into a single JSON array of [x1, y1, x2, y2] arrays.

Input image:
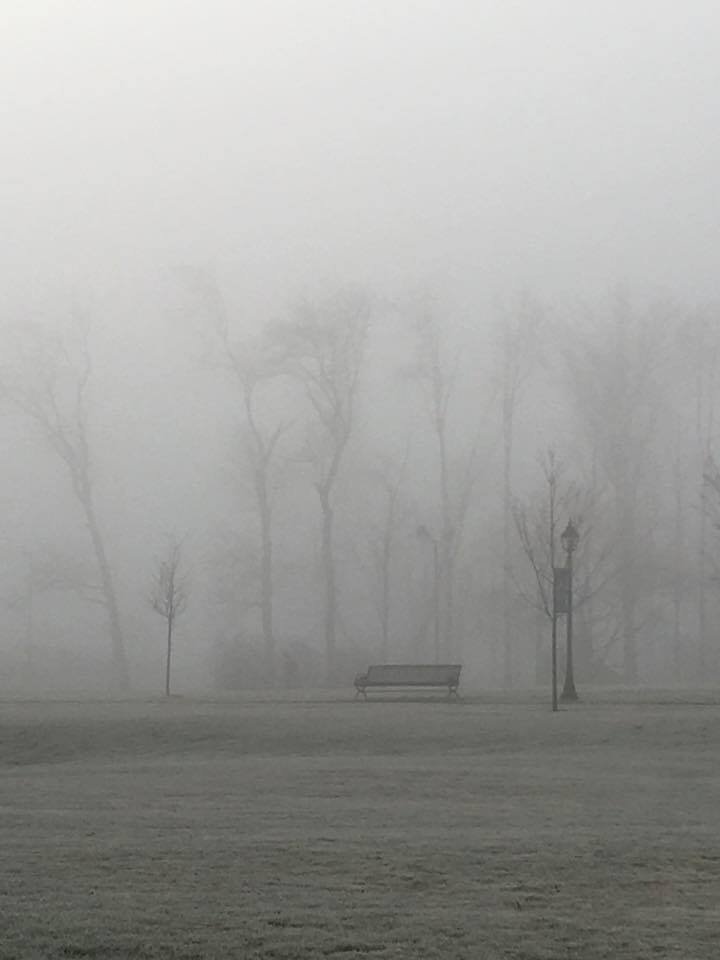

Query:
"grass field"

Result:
[[2, 691, 720, 959]]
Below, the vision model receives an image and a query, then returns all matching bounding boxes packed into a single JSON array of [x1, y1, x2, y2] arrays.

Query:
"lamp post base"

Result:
[[560, 685, 579, 703]]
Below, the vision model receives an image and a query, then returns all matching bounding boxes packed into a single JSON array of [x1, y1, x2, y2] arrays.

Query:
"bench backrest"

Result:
[[364, 664, 461, 686]]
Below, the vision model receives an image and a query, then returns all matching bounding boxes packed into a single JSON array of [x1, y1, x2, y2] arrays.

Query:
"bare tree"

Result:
[[685, 309, 720, 676], [363, 450, 409, 661], [670, 446, 690, 677], [702, 454, 720, 580], [513, 449, 612, 696], [495, 293, 543, 687], [274, 288, 371, 681], [0, 316, 129, 690], [410, 301, 484, 660], [4, 548, 89, 686], [562, 294, 668, 682], [513, 451, 565, 705], [513, 451, 568, 623], [148, 536, 190, 697], [191, 276, 290, 686]]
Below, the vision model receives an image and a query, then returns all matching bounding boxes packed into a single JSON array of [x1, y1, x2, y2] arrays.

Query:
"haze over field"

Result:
[[1, 2, 720, 694]]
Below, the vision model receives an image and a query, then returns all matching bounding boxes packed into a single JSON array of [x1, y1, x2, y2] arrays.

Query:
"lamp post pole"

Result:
[[560, 519, 579, 703]]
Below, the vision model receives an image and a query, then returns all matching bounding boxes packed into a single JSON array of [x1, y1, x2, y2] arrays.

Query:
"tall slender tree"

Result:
[[563, 294, 667, 682], [410, 302, 484, 660], [363, 450, 409, 661], [686, 310, 720, 677], [190, 275, 289, 686], [496, 294, 542, 687], [1, 316, 129, 690], [275, 288, 371, 681]]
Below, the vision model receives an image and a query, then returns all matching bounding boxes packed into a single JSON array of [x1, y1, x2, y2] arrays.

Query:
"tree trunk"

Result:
[[619, 497, 638, 684], [614, 420, 638, 684], [320, 491, 336, 682], [695, 356, 713, 681], [697, 474, 708, 679], [672, 458, 684, 680], [258, 478, 275, 686], [438, 425, 453, 660], [24, 568, 35, 687], [165, 615, 173, 697], [534, 603, 545, 687], [432, 541, 440, 663], [502, 380, 513, 688], [81, 487, 130, 691], [577, 575, 593, 678], [380, 534, 390, 662]]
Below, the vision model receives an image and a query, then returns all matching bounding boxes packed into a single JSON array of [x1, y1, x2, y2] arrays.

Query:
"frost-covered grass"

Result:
[[2, 691, 720, 958]]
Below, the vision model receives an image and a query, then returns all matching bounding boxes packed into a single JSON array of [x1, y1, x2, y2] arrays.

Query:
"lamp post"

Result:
[[560, 518, 579, 702], [417, 525, 440, 663]]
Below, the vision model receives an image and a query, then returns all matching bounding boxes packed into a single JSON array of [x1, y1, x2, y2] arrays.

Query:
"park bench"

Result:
[[354, 663, 462, 698]]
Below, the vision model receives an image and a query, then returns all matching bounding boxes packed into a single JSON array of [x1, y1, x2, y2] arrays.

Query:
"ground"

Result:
[[1, 690, 719, 959]]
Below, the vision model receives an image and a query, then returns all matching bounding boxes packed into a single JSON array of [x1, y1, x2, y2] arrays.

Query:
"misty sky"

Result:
[[2, 1, 719, 312]]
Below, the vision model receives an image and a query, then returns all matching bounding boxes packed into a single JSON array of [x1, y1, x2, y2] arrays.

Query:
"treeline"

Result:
[[1, 281, 718, 693]]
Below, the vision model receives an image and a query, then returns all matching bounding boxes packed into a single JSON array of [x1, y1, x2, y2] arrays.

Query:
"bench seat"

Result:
[[354, 664, 461, 697]]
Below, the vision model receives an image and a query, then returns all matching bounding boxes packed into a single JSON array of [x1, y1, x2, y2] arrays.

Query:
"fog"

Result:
[[1, 1, 719, 694]]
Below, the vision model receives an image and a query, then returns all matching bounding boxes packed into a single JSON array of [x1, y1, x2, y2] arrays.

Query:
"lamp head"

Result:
[[561, 518, 580, 555]]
